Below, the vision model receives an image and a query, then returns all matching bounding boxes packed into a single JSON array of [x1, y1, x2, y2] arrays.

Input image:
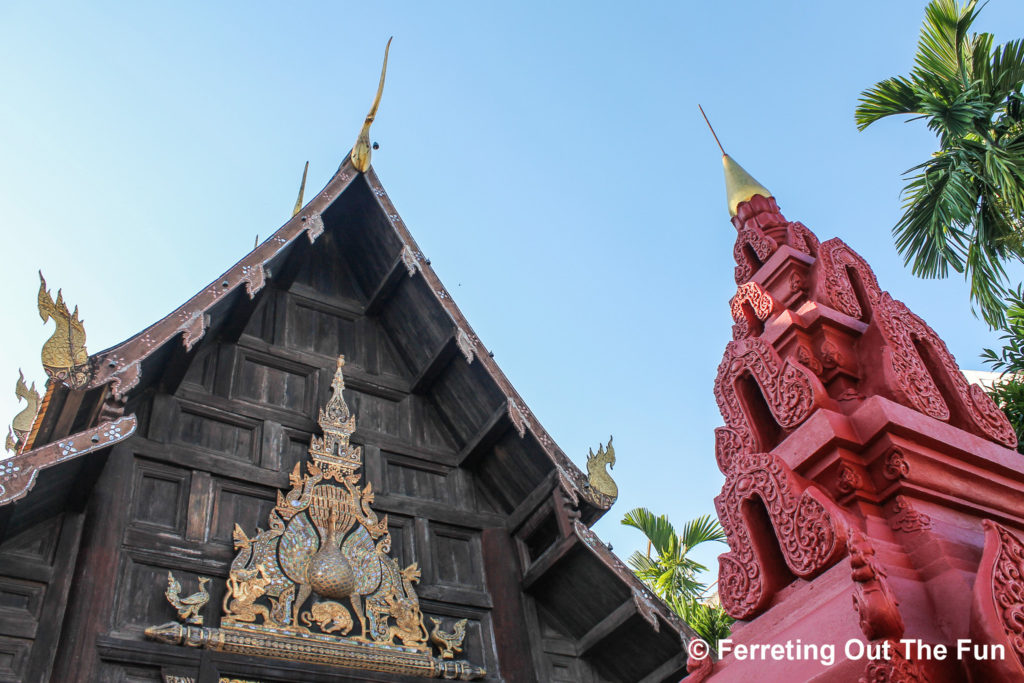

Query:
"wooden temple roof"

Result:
[[0, 153, 696, 680]]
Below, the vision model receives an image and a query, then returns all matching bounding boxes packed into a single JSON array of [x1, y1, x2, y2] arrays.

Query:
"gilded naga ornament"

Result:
[[586, 436, 618, 500], [145, 356, 485, 680], [6, 371, 40, 453], [350, 38, 391, 173], [37, 272, 91, 388]]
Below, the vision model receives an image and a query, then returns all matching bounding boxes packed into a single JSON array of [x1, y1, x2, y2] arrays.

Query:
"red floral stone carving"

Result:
[[713, 427, 746, 475], [858, 642, 931, 683], [873, 293, 1016, 448], [685, 639, 714, 682], [969, 520, 1024, 681], [713, 338, 829, 471], [816, 238, 882, 321], [837, 463, 863, 494], [733, 224, 778, 285], [787, 221, 820, 257], [889, 496, 932, 534], [729, 282, 776, 339], [795, 344, 823, 376], [882, 448, 910, 480], [849, 530, 904, 641], [715, 453, 848, 619]]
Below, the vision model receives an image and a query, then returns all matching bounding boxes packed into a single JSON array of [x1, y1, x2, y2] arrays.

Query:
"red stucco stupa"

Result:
[[686, 154, 1024, 683]]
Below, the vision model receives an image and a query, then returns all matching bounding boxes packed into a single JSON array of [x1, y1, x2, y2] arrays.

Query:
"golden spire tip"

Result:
[[351, 38, 392, 173], [293, 161, 309, 216], [698, 106, 773, 216]]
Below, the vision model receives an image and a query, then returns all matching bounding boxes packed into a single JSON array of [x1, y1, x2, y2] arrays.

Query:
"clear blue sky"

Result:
[[2, 1, 1022, 578]]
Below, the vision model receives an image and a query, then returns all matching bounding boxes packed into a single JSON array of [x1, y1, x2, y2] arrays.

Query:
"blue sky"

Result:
[[2, 1, 1022, 579]]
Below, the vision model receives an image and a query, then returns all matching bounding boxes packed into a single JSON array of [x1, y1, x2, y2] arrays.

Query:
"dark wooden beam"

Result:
[[507, 471, 558, 533], [365, 252, 409, 316], [522, 535, 579, 591], [636, 651, 688, 683], [456, 403, 511, 467], [410, 333, 457, 395], [576, 598, 637, 655]]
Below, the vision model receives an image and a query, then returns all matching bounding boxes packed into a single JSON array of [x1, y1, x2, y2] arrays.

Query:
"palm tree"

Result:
[[621, 509, 733, 645], [856, 0, 1024, 328]]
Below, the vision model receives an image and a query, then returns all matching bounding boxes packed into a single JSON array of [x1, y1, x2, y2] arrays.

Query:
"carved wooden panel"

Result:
[[0, 578, 44, 638], [384, 453, 452, 504], [345, 390, 402, 436], [208, 478, 277, 547], [173, 404, 260, 464], [130, 460, 190, 536], [429, 524, 484, 591], [285, 298, 358, 359], [0, 636, 30, 683], [232, 350, 316, 416]]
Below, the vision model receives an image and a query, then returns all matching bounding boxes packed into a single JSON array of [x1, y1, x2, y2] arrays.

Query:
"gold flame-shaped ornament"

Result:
[[6, 370, 40, 453], [350, 38, 392, 173], [586, 436, 618, 500], [293, 161, 309, 217], [38, 272, 91, 389]]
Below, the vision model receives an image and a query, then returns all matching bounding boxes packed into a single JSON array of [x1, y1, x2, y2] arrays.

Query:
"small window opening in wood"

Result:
[[523, 513, 560, 563]]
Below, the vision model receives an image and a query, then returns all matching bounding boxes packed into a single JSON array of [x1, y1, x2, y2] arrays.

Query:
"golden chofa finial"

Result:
[[38, 272, 91, 389], [293, 161, 309, 217], [698, 105, 773, 216], [6, 370, 40, 453], [350, 37, 392, 173]]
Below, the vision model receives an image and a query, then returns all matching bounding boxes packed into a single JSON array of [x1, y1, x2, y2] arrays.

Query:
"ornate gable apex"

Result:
[[6, 156, 614, 522]]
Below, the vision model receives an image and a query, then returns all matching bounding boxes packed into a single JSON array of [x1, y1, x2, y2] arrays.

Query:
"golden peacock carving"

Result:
[[37, 272, 91, 388], [165, 572, 210, 625], [586, 436, 618, 500], [146, 356, 485, 680], [6, 371, 40, 453], [429, 617, 469, 660]]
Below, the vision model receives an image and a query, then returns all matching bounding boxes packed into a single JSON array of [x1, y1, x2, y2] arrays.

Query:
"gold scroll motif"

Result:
[[37, 273, 90, 388], [6, 371, 40, 453], [586, 436, 618, 500], [146, 356, 484, 680]]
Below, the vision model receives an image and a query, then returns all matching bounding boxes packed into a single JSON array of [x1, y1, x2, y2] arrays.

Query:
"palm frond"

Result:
[[678, 514, 727, 549], [855, 76, 921, 129], [621, 507, 677, 558]]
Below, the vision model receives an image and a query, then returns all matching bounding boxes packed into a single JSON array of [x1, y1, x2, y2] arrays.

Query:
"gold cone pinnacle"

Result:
[[698, 105, 773, 216], [350, 38, 392, 173], [723, 154, 772, 216], [293, 161, 309, 216]]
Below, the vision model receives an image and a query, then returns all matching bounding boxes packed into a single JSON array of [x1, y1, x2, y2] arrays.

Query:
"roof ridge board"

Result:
[[362, 168, 610, 517], [86, 163, 359, 399]]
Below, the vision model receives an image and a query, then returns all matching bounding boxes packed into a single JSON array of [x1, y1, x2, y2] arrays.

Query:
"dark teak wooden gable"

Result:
[[1, 169, 694, 682]]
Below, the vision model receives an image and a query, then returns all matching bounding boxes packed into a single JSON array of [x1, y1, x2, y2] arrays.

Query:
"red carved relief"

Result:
[[888, 496, 932, 534], [730, 283, 776, 339], [849, 530, 904, 641], [713, 338, 830, 472], [815, 238, 882, 321], [970, 520, 1024, 681], [873, 293, 1016, 448], [715, 452, 848, 619], [858, 642, 932, 683], [685, 639, 713, 682], [882, 447, 910, 480], [733, 224, 778, 285], [787, 221, 820, 257]]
